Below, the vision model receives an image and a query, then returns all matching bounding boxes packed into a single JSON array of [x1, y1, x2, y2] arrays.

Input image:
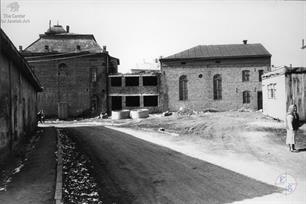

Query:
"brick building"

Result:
[[0, 28, 42, 162], [21, 24, 119, 119], [262, 67, 306, 121], [160, 42, 271, 112], [108, 70, 165, 113]]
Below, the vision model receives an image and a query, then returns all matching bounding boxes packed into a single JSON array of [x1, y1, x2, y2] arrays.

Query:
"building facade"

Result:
[[108, 70, 165, 113], [262, 67, 306, 121], [0, 28, 42, 162], [21, 24, 119, 119], [160, 42, 271, 112]]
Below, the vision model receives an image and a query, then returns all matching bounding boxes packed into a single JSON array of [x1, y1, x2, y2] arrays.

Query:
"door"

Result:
[[257, 91, 263, 110]]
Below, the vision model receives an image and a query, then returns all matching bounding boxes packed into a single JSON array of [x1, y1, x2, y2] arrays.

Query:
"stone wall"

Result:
[[0, 52, 38, 162], [28, 54, 116, 118]]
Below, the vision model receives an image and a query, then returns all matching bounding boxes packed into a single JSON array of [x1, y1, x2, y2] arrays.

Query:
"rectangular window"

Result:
[[267, 83, 276, 99], [258, 70, 264, 82], [242, 70, 250, 82], [126, 96, 140, 107], [90, 68, 97, 82], [144, 96, 158, 107], [125, 77, 139, 86], [143, 76, 158, 86], [111, 77, 122, 87], [243, 91, 251, 104]]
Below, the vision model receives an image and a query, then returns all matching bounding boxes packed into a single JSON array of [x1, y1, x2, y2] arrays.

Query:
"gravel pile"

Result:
[[58, 129, 103, 204]]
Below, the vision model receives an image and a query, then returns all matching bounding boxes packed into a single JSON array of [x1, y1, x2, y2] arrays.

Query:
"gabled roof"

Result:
[[161, 43, 271, 61], [0, 28, 42, 91]]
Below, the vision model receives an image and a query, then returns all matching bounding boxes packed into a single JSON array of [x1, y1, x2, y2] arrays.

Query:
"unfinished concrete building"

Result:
[[21, 23, 119, 119], [160, 42, 271, 112], [0, 28, 42, 162], [108, 70, 165, 113], [262, 67, 306, 121]]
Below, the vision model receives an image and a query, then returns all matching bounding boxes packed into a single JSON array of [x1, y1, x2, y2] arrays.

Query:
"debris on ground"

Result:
[[162, 111, 172, 117], [58, 129, 103, 204]]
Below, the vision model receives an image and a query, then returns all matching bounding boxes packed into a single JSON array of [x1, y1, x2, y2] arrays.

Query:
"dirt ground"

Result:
[[44, 111, 306, 203]]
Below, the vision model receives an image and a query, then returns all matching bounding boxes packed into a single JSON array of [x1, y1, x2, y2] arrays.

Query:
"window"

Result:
[[76, 45, 81, 51], [90, 68, 97, 82], [125, 77, 139, 86], [111, 77, 122, 87], [243, 91, 251, 104], [179, 75, 188, 101], [258, 70, 264, 82], [267, 83, 276, 99], [126, 96, 140, 107], [58, 63, 67, 76], [143, 76, 158, 86], [144, 96, 158, 107], [213, 74, 222, 100], [242, 70, 250, 82]]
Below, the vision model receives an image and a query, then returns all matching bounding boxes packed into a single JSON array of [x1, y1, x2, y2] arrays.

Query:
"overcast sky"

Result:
[[1, 0, 305, 73]]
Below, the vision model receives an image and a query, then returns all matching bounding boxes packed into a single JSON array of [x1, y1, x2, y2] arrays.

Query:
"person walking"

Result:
[[286, 104, 300, 152]]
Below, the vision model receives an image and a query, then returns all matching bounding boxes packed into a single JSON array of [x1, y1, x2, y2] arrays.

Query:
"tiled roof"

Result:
[[24, 33, 102, 53], [162, 43, 271, 60]]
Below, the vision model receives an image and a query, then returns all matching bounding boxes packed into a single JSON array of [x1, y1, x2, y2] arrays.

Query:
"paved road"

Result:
[[67, 126, 280, 204]]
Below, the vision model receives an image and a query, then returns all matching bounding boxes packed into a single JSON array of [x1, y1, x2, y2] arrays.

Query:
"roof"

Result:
[[0, 28, 42, 91], [23, 25, 102, 53], [262, 67, 306, 79], [161, 43, 271, 61]]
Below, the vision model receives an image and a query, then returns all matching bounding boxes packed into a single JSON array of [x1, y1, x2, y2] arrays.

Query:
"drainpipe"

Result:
[[105, 53, 110, 115]]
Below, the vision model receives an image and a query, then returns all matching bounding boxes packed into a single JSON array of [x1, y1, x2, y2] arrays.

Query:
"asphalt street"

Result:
[[66, 126, 280, 204]]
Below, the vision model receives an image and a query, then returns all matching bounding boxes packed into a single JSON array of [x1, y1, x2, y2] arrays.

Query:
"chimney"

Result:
[[49, 20, 51, 29], [19, 45, 23, 51], [66, 25, 70, 33], [102, 46, 107, 53], [243, 40, 248, 44]]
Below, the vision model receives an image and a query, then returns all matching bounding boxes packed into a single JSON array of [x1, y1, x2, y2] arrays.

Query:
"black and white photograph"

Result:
[[0, 0, 305, 203]]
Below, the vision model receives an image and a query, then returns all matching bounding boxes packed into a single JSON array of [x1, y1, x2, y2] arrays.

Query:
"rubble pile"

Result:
[[58, 129, 103, 204]]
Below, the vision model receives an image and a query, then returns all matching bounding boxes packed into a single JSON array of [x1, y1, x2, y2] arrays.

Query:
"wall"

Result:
[[28, 54, 113, 118], [161, 59, 269, 112], [108, 74, 164, 113], [0, 52, 38, 162], [262, 74, 287, 121], [287, 73, 306, 121]]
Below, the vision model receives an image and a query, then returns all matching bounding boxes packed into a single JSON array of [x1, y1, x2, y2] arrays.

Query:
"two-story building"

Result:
[[21, 23, 119, 119], [160, 41, 271, 112]]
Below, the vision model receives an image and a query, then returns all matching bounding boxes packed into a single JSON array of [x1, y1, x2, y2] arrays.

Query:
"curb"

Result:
[[54, 129, 63, 204]]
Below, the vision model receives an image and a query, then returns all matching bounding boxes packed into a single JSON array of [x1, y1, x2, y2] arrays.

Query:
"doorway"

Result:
[[257, 91, 262, 110]]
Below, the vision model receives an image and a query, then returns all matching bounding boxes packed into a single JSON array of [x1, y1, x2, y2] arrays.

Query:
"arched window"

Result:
[[58, 63, 67, 76], [243, 91, 251, 104], [179, 75, 188, 101], [213, 74, 222, 100]]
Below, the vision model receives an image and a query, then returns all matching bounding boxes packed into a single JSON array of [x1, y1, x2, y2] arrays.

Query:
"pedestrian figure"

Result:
[[41, 110, 45, 123], [37, 110, 45, 124], [286, 104, 301, 152]]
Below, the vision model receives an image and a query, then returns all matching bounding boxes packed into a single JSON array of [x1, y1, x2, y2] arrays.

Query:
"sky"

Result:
[[1, 0, 305, 73]]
